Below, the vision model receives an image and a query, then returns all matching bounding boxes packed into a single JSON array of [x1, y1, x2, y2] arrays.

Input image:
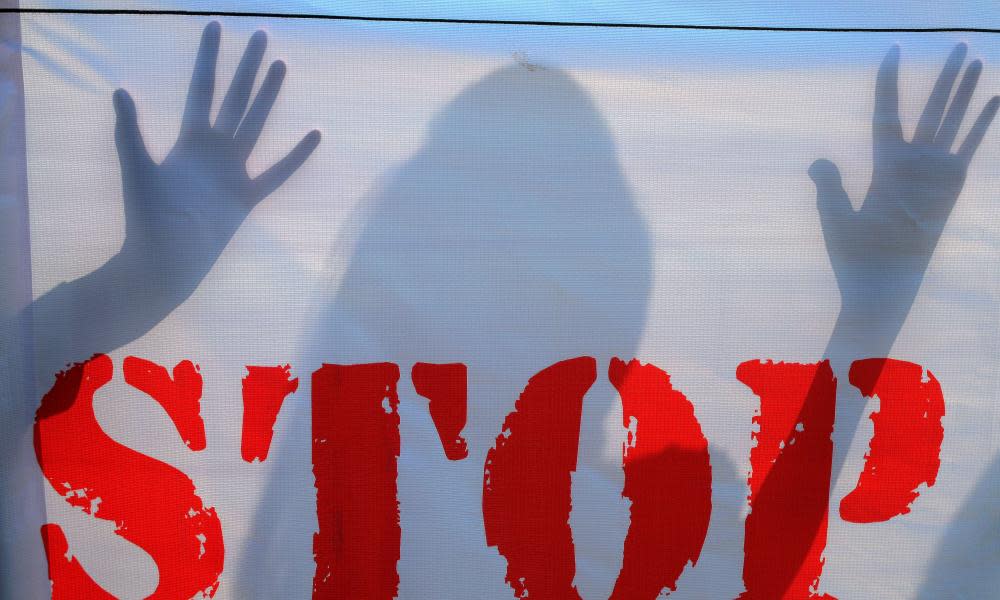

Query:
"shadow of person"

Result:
[[691, 446, 747, 597], [2, 22, 319, 599], [749, 44, 998, 598], [239, 63, 653, 598], [916, 451, 1000, 599]]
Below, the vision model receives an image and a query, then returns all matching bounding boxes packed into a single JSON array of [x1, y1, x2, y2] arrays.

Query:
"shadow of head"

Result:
[[326, 63, 652, 365], [240, 64, 656, 597]]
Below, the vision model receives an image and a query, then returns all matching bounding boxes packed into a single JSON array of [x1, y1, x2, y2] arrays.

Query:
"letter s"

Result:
[[34, 354, 224, 599]]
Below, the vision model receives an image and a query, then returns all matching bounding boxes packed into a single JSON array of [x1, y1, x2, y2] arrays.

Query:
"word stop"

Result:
[[35, 354, 944, 599]]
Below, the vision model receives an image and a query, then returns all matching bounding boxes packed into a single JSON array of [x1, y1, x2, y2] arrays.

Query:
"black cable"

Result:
[[1, 7, 1000, 33]]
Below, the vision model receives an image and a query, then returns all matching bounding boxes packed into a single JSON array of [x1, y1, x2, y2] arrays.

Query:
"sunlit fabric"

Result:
[[2, 3, 999, 599]]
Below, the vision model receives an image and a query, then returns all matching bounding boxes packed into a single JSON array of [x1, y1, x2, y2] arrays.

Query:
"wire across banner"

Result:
[[2, 7, 1000, 33]]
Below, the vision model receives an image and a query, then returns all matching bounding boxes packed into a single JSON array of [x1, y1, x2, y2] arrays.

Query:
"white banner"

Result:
[[2, 4, 999, 598]]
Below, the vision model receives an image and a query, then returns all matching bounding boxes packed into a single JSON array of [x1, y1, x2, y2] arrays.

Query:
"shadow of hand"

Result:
[[809, 44, 998, 320], [113, 21, 320, 298]]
